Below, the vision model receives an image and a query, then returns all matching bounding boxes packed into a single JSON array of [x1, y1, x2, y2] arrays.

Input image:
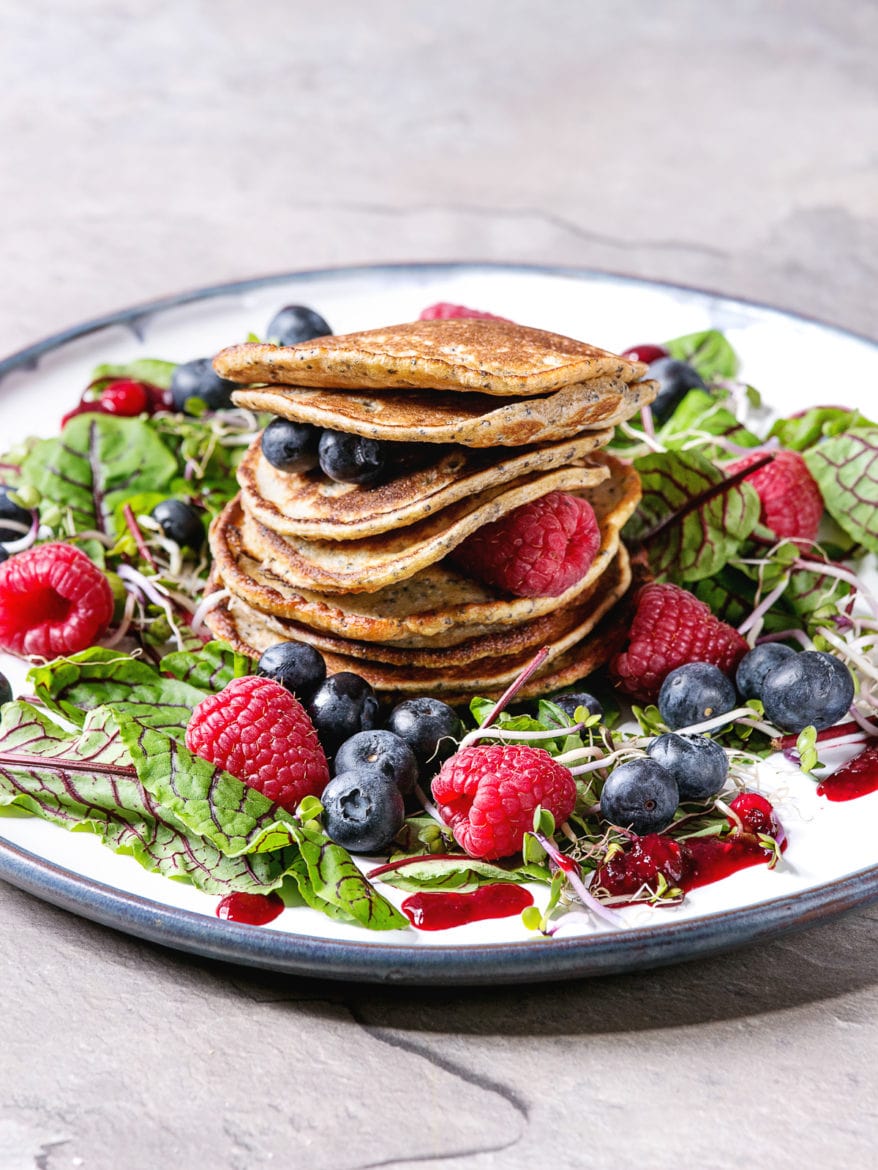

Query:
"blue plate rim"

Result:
[[1, 260, 876, 382], [3, 832, 877, 985], [1, 260, 877, 984]]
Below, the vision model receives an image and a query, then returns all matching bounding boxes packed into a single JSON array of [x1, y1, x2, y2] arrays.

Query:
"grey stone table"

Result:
[[1, 2, 876, 1167]]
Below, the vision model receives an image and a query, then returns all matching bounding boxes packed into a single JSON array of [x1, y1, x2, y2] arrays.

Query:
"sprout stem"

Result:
[[459, 721, 584, 752], [532, 830, 624, 927]]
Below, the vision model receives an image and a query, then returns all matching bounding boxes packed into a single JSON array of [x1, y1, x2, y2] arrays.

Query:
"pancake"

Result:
[[209, 559, 609, 668], [238, 463, 608, 594], [208, 457, 641, 646], [214, 318, 648, 396], [231, 377, 657, 448], [239, 432, 612, 540], [205, 547, 631, 698]]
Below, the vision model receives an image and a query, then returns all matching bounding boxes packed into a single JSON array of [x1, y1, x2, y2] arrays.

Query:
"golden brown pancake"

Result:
[[209, 562, 609, 668], [214, 318, 647, 395], [239, 433, 611, 540], [238, 464, 608, 594], [208, 457, 641, 646], [205, 547, 630, 699], [231, 377, 656, 448]]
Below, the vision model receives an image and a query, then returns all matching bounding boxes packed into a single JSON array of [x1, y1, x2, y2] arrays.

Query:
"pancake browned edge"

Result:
[[231, 377, 657, 448], [214, 318, 648, 395], [238, 430, 613, 539], [205, 546, 631, 701], [208, 456, 641, 647]]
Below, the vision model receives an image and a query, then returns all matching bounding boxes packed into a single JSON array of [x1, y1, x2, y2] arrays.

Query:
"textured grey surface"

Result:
[[1, 1, 877, 1167]]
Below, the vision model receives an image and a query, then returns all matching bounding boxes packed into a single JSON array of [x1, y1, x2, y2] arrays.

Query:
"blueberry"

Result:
[[170, 358, 238, 413], [318, 430, 387, 486], [647, 357, 708, 423], [385, 697, 464, 771], [0, 671, 12, 706], [151, 500, 205, 550], [550, 691, 604, 721], [321, 767, 405, 853], [600, 758, 679, 835], [647, 733, 728, 802], [307, 672, 379, 754], [266, 304, 332, 347], [761, 650, 855, 733], [260, 418, 320, 474], [257, 641, 327, 702], [0, 486, 33, 543], [735, 643, 797, 700], [333, 729, 418, 796], [658, 662, 737, 730]]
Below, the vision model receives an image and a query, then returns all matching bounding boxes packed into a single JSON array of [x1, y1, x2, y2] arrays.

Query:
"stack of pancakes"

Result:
[[206, 318, 656, 703]]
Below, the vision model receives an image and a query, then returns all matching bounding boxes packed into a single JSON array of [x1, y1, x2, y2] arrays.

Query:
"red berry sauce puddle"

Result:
[[817, 743, 878, 802], [400, 884, 533, 931], [679, 836, 776, 891], [216, 891, 285, 926]]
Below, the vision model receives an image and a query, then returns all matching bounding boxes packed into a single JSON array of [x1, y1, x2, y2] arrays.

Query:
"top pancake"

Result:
[[214, 318, 647, 396]]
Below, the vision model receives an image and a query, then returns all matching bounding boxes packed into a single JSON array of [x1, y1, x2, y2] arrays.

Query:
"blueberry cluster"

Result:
[[256, 640, 463, 853], [261, 418, 410, 488], [600, 646, 855, 836], [600, 733, 729, 836]]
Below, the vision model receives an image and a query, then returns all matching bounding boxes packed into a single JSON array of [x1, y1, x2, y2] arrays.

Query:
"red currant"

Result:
[[100, 379, 149, 416], [621, 344, 668, 364]]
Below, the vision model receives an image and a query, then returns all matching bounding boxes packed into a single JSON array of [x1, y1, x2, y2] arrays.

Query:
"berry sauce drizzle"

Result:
[[401, 883, 533, 931], [679, 836, 775, 891], [216, 891, 285, 926], [817, 743, 878, 802]]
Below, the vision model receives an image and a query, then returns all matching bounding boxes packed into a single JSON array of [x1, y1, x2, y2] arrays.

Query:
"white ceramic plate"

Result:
[[1, 263, 877, 984]]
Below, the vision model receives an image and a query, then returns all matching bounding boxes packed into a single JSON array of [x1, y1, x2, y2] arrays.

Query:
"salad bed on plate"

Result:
[[0, 302, 876, 936]]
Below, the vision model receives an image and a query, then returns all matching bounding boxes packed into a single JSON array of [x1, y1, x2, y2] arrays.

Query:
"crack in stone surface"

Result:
[[344, 1004, 528, 1169], [33, 1137, 70, 1170], [286, 197, 730, 258]]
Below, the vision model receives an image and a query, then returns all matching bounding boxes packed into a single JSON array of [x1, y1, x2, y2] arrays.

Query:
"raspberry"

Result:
[[611, 582, 748, 703], [725, 449, 823, 542], [0, 543, 114, 658], [185, 676, 329, 813], [431, 744, 576, 860], [594, 834, 684, 898], [418, 303, 511, 321], [450, 491, 601, 598]]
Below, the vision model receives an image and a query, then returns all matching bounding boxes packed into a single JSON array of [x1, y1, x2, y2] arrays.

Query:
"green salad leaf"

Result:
[[0, 703, 299, 896], [803, 426, 878, 552], [29, 647, 208, 735], [768, 407, 874, 452], [372, 854, 551, 893], [90, 358, 177, 390], [664, 329, 740, 380], [21, 414, 178, 537], [624, 450, 762, 582], [658, 389, 761, 459], [160, 641, 254, 692]]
